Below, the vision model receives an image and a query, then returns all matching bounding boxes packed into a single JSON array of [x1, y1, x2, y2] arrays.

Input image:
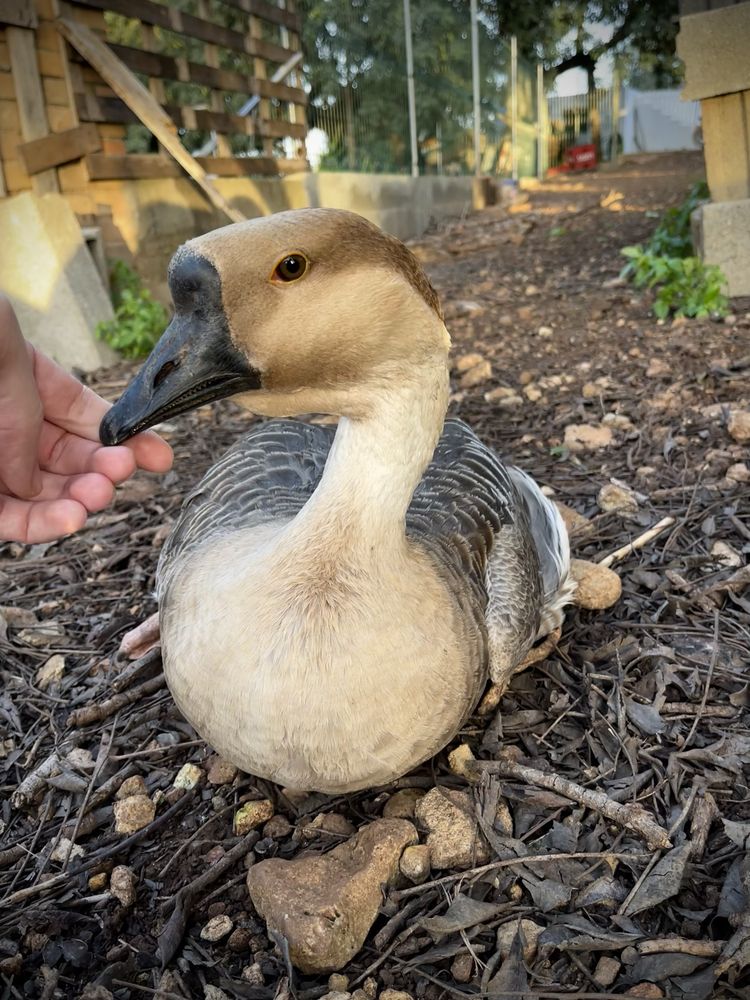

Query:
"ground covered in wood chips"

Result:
[[1, 152, 749, 1000]]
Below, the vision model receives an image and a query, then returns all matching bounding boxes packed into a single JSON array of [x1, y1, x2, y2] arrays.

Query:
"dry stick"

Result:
[[62, 716, 119, 871], [467, 758, 671, 850], [598, 515, 675, 568], [68, 673, 166, 727], [391, 850, 648, 902], [0, 789, 195, 910], [681, 609, 720, 753]]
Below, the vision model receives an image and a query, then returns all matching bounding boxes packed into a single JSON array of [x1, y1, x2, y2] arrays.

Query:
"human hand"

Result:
[[0, 295, 173, 544]]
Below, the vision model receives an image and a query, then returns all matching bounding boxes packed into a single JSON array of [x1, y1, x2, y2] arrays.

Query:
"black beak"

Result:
[[100, 249, 262, 446], [100, 312, 262, 446]]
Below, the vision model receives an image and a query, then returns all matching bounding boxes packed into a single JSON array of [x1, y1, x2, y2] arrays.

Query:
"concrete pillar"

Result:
[[677, 1, 750, 295]]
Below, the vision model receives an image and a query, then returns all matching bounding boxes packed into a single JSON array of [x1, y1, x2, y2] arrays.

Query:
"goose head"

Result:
[[100, 208, 448, 445]]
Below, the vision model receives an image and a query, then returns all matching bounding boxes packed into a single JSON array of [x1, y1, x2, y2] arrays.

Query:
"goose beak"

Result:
[[99, 313, 262, 446]]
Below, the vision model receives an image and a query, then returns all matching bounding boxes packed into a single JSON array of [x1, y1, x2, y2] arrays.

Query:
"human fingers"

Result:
[[33, 348, 173, 472], [38, 422, 138, 483], [0, 494, 87, 544]]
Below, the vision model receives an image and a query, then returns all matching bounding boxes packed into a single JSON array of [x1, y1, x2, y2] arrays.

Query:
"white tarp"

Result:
[[621, 87, 702, 154]]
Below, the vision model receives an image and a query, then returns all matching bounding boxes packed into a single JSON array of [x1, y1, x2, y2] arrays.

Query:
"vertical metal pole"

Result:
[[510, 35, 518, 182], [403, 0, 419, 177], [536, 61, 544, 179], [470, 0, 481, 177]]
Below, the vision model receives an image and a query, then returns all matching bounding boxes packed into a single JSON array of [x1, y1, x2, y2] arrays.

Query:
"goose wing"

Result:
[[157, 420, 334, 593]]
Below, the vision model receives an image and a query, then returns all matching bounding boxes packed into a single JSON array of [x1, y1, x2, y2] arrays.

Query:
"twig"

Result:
[[11, 744, 71, 809], [468, 757, 671, 850], [112, 646, 163, 692], [157, 830, 260, 966], [0, 789, 195, 910], [67, 673, 166, 727], [63, 717, 119, 871], [391, 850, 649, 901], [598, 516, 675, 567], [681, 609, 720, 752]]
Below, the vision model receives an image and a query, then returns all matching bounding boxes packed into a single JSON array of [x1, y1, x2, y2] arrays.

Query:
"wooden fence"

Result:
[[0, 0, 308, 219]]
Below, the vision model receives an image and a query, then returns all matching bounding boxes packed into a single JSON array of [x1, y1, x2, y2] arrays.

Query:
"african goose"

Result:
[[101, 208, 575, 793]]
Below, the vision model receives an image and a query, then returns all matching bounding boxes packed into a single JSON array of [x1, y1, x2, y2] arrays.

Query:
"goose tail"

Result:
[[508, 467, 576, 638]]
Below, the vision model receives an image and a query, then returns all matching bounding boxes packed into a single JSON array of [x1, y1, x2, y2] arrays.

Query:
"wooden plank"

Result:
[[220, 0, 300, 31], [71, 0, 298, 63], [76, 91, 308, 141], [19, 122, 101, 174], [57, 17, 244, 223], [198, 0, 232, 157], [0, 153, 6, 196], [101, 43, 306, 105], [0, 0, 38, 29], [6, 26, 59, 192], [85, 152, 306, 180]]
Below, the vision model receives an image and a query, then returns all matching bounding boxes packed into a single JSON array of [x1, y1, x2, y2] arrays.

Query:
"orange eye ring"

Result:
[[272, 254, 308, 283]]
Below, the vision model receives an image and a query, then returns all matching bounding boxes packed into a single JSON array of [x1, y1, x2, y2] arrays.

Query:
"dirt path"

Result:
[[1, 153, 749, 999]]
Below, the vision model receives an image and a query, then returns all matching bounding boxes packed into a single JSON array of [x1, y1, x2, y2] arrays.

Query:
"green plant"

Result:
[[620, 246, 728, 319], [620, 181, 728, 319], [97, 261, 168, 358]]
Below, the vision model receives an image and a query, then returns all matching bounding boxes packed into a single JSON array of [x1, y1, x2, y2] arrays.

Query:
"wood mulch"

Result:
[[1, 152, 749, 999]]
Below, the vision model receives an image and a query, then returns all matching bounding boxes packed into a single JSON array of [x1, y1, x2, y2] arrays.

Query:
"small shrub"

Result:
[[621, 247, 728, 320], [620, 181, 728, 319], [97, 261, 168, 359]]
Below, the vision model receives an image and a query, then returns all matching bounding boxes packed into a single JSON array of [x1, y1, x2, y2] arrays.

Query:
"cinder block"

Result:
[[0, 191, 116, 370], [678, 4, 750, 100], [692, 199, 750, 297]]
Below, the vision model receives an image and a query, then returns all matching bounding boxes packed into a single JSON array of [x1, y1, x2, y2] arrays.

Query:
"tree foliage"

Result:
[[478, 0, 682, 89]]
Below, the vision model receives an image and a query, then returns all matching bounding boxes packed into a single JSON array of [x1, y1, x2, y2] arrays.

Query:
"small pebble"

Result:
[[50, 836, 84, 863], [204, 988, 230, 1000], [399, 844, 431, 884], [362, 978, 378, 999], [241, 963, 265, 985], [110, 865, 137, 907], [305, 812, 357, 837], [447, 743, 477, 780], [328, 974, 350, 992], [227, 927, 252, 953], [207, 756, 238, 786], [383, 788, 424, 819], [113, 795, 155, 834], [451, 952, 474, 983], [200, 914, 234, 942], [234, 799, 274, 834], [381, 991, 413, 1000], [174, 763, 203, 790], [116, 775, 147, 799], [496, 919, 543, 961], [593, 955, 620, 987], [88, 872, 108, 892], [264, 814, 293, 839]]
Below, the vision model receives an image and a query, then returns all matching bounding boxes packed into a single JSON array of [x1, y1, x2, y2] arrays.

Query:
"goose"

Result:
[[100, 208, 577, 794]]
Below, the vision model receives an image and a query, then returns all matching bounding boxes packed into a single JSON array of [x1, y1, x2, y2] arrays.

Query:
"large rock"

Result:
[[246, 819, 417, 973], [0, 193, 116, 371]]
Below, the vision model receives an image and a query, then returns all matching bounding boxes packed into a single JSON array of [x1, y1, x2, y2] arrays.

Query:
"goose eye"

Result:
[[273, 254, 308, 282]]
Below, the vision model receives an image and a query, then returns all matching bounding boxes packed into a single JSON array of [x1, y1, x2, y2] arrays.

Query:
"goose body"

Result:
[[102, 208, 575, 792]]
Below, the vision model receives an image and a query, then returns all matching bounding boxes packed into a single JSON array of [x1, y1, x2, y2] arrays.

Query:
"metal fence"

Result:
[[300, 0, 543, 179]]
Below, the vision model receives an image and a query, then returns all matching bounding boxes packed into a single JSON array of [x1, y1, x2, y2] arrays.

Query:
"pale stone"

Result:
[[564, 423, 614, 452], [570, 560, 622, 610], [399, 844, 431, 884], [455, 352, 485, 372], [174, 763, 203, 790], [593, 956, 620, 987], [114, 795, 155, 834], [415, 787, 488, 869], [207, 756, 238, 786], [496, 919, 544, 961], [523, 384, 542, 402], [50, 837, 84, 864], [447, 743, 476, 779], [201, 914, 234, 942], [383, 788, 425, 820], [116, 775, 147, 800], [459, 360, 492, 388], [234, 799, 274, 834], [328, 974, 350, 993], [246, 819, 417, 973], [598, 482, 638, 514], [110, 865, 137, 907], [35, 655, 65, 691], [554, 501, 591, 539], [728, 410, 750, 443]]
